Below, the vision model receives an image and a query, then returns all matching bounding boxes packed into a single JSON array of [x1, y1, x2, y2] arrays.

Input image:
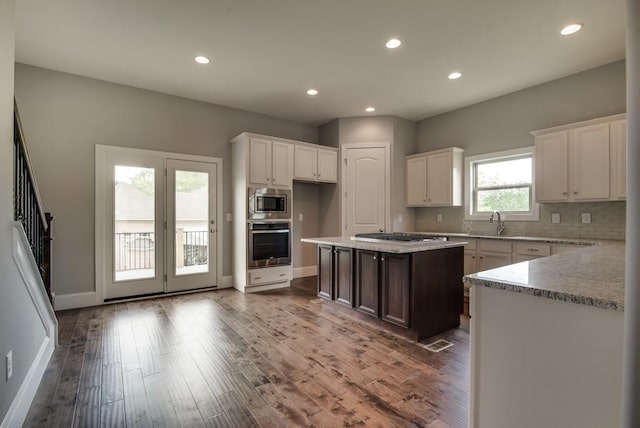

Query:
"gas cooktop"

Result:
[[352, 233, 447, 242]]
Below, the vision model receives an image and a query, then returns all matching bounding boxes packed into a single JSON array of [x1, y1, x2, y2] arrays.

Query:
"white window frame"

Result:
[[464, 146, 539, 221]]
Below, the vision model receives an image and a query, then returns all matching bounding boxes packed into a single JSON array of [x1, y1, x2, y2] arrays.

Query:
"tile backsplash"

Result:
[[414, 201, 625, 240]]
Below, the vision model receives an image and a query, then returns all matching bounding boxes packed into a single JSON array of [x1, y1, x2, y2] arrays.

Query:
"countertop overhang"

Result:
[[462, 239, 625, 311], [300, 236, 467, 253]]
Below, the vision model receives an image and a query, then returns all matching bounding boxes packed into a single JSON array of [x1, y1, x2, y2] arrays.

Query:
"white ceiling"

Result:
[[15, 0, 625, 126]]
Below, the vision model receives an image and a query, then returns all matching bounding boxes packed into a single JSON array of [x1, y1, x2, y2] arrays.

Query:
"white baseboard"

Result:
[[54, 291, 98, 311], [55, 276, 233, 310], [244, 281, 290, 293], [293, 265, 317, 278]]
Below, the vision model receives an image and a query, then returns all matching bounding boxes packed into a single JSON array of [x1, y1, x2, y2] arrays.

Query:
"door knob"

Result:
[[210, 228, 216, 233]]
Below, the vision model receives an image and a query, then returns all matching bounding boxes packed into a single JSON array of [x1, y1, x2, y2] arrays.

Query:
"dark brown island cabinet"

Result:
[[317, 244, 464, 341]]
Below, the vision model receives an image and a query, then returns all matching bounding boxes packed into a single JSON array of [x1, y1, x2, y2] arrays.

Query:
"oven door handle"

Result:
[[251, 230, 290, 234]]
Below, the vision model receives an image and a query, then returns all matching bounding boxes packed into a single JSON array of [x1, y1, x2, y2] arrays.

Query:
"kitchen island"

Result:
[[301, 236, 466, 341], [464, 240, 625, 428]]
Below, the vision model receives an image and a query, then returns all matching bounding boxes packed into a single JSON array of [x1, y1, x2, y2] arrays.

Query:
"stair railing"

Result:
[[13, 100, 54, 304]]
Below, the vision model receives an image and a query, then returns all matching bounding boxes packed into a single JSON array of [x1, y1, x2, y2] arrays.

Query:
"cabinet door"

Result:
[[426, 151, 453, 205], [249, 138, 272, 186], [317, 245, 334, 300], [406, 156, 427, 206], [355, 250, 379, 317], [381, 253, 411, 328], [514, 254, 541, 262], [570, 123, 610, 200], [610, 119, 627, 199], [294, 145, 317, 181], [334, 247, 354, 308], [463, 250, 477, 275], [271, 141, 293, 188], [477, 251, 512, 271], [317, 149, 338, 182], [535, 131, 569, 202]]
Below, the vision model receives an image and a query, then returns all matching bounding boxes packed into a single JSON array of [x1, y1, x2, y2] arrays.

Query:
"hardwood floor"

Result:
[[25, 277, 469, 427]]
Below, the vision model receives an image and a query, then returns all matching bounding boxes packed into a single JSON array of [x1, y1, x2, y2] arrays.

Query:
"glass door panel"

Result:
[[166, 159, 218, 292], [175, 170, 209, 276], [114, 166, 156, 281], [101, 149, 164, 300]]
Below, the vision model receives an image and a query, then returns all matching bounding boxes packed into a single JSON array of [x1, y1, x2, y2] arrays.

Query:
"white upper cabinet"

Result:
[[317, 149, 338, 182], [533, 114, 625, 203], [570, 123, 610, 200], [405, 147, 463, 207], [406, 155, 427, 205], [293, 143, 338, 183], [535, 131, 569, 201], [610, 119, 627, 200], [249, 138, 293, 189], [271, 141, 294, 188]]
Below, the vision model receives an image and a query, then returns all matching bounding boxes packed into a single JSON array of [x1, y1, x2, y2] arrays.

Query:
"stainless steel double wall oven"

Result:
[[247, 188, 291, 268]]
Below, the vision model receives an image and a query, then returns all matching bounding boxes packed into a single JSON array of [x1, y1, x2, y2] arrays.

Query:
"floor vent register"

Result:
[[424, 339, 454, 353]]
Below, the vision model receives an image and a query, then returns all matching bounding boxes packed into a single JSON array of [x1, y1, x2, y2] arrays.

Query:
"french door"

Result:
[[96, 146, 221, 300]]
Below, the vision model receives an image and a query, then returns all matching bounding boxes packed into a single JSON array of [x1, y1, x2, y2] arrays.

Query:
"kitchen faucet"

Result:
[[489, 211, 505, 235]]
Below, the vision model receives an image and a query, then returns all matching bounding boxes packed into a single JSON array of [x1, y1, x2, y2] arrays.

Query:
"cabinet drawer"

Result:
[[515, 242, 551, 257], [449, 237, 476, 250], [478, 239, 512, 253], [249, 266, 292, 286], [552, 244, 590, 255]]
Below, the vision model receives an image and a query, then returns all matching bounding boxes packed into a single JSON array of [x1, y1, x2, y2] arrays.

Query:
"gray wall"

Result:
[[292, 182, 320, 268], [0, 0, 48, 422], [318, 119, 341, 237], [14, 64, 318, 296], [415, 60, 626, 237]]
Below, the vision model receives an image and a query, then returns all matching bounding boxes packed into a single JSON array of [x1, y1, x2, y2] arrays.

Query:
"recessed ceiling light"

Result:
[[365, 107, 376, 112], [448, 71, 462, 80], [560, 23, 583, 36], [194, 55, 210, 64], [385, 38, 402, 49], [306, 89, 318, 96]]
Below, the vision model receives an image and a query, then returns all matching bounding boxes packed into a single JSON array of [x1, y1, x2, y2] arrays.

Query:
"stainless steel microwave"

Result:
[[248, 187, 291, 220]]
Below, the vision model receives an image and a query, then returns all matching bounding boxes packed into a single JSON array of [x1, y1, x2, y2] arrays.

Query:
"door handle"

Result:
[[210, 228, 216, 233]]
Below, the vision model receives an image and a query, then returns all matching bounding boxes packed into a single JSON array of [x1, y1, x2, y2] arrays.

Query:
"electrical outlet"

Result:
[[437, 213, 443, 222], [226, 213, 232, 222], [298, 213, 304, 222], [551, 213, 560, 224], [6, 351, 12, 381], [581, 212, 591, 224]]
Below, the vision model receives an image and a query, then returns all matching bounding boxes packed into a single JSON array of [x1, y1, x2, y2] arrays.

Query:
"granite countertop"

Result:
[[300, 236, 467, 254], [412, 231, 600, 246], [463, 240, 625, 311]]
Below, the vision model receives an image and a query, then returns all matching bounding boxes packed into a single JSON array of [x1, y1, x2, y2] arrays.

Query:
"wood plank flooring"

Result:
[[24, 277, 469, 427]]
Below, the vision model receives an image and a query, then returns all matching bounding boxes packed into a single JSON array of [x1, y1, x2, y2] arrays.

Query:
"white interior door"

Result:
[[102, 153, 165, 300], [166, 159, 218, 292], [343, 144, 389, 236]]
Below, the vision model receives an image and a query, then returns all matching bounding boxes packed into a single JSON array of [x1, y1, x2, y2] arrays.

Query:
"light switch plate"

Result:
[[437, 213, 443, 222], [226, 213, 232, 222], [551, 213, 560, 224], [581, 212, 591, 224], [299, 213, 304, 221]]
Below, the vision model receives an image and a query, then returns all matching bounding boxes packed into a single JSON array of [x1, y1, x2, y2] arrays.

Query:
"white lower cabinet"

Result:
[[477, 240, 512, 271]]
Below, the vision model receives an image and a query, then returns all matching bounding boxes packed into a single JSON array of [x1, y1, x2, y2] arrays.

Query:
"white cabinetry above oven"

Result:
[[293, 143, 338, 183]]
